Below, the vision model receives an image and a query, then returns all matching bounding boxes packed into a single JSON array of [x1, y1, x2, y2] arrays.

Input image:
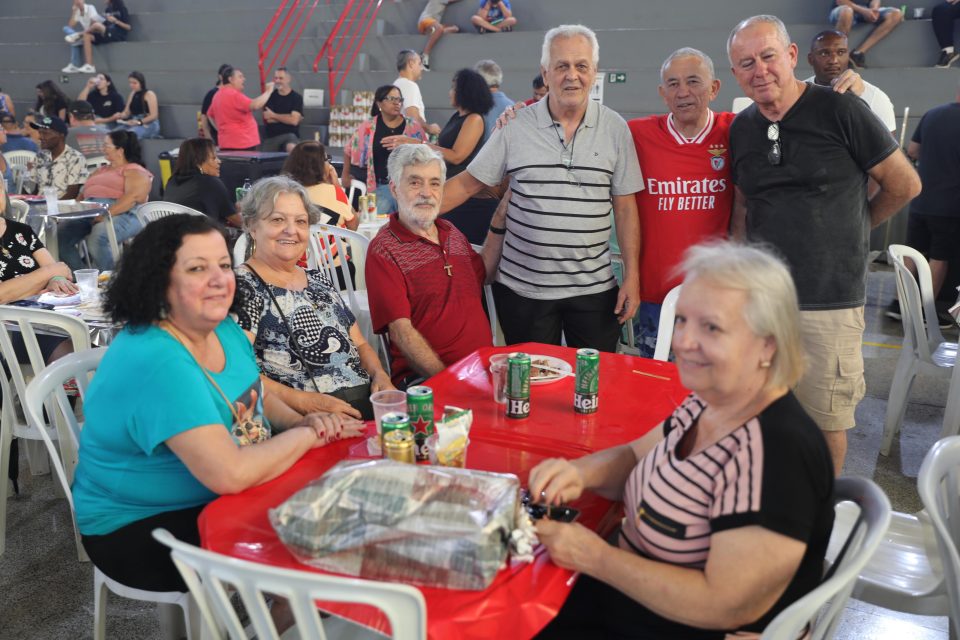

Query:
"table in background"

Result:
[[25, 201, 109, 261], [200, 344, 689, 639]]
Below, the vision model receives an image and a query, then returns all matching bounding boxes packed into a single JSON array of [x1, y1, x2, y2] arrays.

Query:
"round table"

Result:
[[25, 201, 110, 261]]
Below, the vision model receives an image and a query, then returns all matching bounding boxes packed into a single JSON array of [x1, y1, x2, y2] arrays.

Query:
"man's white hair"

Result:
[[474, 59, 503, 88], [540, 25, 599, 70], [726, 15, 792, 64], [387, 143, 446, 187], [660, 47, 715, 83]]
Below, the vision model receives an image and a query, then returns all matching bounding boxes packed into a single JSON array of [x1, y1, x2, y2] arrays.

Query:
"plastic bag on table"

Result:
[[269, 459, 520, 590]]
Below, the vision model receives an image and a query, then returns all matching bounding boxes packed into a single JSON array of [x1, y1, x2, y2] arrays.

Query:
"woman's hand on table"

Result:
[[296, 412, 365, 447], [535, 518, 606, 574], [370, 371, 395, 393], [528, 458, 585, 506], [300, 392, 362, 420], [45, 275, 79, 295]]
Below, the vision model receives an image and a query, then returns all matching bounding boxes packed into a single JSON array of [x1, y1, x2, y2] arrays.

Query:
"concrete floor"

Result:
[[0, 264, 952, 639]]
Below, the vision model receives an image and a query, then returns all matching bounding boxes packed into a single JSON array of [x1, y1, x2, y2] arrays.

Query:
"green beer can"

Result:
[[380, 411, 412, 453], [574, 348, 600, 414], [406, 385, 435, 461], [506, 352, 531, 419]]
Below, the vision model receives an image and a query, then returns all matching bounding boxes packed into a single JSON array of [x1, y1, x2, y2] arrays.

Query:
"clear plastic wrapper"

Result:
[[269, 459, 521, 590]]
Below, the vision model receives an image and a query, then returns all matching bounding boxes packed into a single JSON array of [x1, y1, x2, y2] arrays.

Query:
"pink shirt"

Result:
[[82, 163, 153, 200], [207, 87, 259, 150]]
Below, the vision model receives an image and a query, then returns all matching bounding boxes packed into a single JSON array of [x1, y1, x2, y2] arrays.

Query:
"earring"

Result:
[[760, 361, 771, 369], [249, 235, 256, 257], [158, 304, 168, 320]]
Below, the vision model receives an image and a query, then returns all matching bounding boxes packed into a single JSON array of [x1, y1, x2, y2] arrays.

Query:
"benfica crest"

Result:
[[708, 144, 727, 171]]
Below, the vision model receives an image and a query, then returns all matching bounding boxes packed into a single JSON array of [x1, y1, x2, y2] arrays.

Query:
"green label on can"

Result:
[[506, 352, 530, 419], [406, 385, 435, 460]]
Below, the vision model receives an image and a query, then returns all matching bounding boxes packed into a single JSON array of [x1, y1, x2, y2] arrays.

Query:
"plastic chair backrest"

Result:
[[761, 476, 891, 640], [22, 348, 106, 513], [888, 244, 945, 360], [653, 284, 681, 362], [85, 155, 108, 172], [10, 164, 27, 195], [8, 199, 29, 222], [348, 178, 366, 208], [136, 201, 207, 227], [308, 223, 369, 310], [470, 243, 500, 345], [3, 150, 36, 168], [917, 436, 960, 627], [732, 97, 753, 113], [152, 528, 428, 640]]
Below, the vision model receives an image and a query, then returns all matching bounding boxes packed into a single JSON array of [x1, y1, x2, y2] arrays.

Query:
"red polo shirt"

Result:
[[366, 215, 492, 385]]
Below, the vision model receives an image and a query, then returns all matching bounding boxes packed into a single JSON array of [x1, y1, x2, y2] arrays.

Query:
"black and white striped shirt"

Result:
[[468, 98, 643, 299]]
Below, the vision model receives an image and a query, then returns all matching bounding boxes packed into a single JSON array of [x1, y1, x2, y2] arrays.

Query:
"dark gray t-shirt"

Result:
[[730, 84, 897, 310], [909, 102, 960, 218]]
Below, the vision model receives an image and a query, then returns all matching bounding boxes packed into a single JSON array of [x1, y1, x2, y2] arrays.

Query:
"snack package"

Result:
[[431, 406, 472, 467], [269, 459, 522, 590]]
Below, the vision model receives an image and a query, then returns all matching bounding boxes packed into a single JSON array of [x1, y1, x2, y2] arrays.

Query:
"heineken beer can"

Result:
[[406, 385, 435, 461], [506, 352, 531, 419], [383, 429, 415, 464], [574, 348, 600, 414], [380, 411, 412, 452]]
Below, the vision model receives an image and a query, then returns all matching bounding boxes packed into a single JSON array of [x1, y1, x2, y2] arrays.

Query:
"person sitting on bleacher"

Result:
[[66, 100, 110, 161], [77, 73, 126, 126], [1, 114, 39, 154], [829, 0, 903, 68], [471, 0, 518, 33], [114, 71, 161, 139], [62, 0, 102, 74]]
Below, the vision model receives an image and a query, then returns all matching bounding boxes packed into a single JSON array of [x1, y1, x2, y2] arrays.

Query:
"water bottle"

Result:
[[238, 178, 253, 202]]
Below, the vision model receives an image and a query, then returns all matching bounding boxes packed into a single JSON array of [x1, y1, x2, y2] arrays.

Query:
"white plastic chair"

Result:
[[23, 348, 200, 640], [136, 200, 208, 227], [883, 245, 958, 456], [0, 306, 90, 558], [470, 243, 502, 346], [825, 438, 960, 636], [347, 178, 366, 209], [8, 199, 29, 223], [732, 97, 753, 113], [652, 285, 682, 362], [153, 527, 427, 640], [762, 476, 891, 640], [309, 224, 375, 347], [4, 150, 37, 194], [85, 155, 108, 173]]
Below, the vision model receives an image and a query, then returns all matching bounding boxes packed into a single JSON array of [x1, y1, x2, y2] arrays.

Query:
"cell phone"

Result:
[[10, 300, 55, 310]]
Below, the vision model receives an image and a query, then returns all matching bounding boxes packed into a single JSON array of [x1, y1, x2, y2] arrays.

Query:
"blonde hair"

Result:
[[680, 241, 805, 390]]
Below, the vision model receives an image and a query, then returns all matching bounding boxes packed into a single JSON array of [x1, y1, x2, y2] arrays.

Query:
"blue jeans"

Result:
[[631, 302, 662, 359], [374, 184, 397, 215], [59, 204, 143, 270], [63, 26, 84, 67], [118, 116, 161, 140]]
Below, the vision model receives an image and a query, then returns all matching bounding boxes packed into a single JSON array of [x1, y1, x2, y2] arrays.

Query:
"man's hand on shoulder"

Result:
[[830, 69, 864, 97]]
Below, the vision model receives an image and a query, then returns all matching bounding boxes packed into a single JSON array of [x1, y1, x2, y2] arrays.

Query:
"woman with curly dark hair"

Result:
[[71, 214, 363, 593], [57, 129, 151, 269], [32, 80, 69, 120], [383, 68, 495, 243], [282, 141, 357, 230]]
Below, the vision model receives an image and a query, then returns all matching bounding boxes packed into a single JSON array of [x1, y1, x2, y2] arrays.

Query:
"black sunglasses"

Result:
[[767, 122, 782, 166]]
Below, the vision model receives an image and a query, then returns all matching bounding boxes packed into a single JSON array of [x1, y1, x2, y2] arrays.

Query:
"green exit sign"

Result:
[[607, 72, 626, 83]]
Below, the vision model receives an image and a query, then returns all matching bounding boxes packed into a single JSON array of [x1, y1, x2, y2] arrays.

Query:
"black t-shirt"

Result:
[[129, 90, 149, 117], [87, 88, 125, 119], [372, 116, 405, 183], [264, 89, 303, 138], [163, 173, 235, 223], [438, 111, 483, 179], [730, 84, 897, 310], [910, 102, 960, 217]]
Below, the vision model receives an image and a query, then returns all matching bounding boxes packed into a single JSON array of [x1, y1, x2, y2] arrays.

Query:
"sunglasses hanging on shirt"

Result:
[[767, 122, 782, 166]]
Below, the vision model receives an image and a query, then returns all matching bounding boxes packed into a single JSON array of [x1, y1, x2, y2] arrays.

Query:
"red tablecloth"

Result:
[[198, 343, 688, 639]]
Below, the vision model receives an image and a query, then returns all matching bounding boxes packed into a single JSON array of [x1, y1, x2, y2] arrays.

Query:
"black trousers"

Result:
[[492, 283, 621, 352], [81, 504, 207, 592]]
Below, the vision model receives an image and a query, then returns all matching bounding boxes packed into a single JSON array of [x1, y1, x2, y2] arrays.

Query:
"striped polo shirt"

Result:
[[467, 98, 643, 300]]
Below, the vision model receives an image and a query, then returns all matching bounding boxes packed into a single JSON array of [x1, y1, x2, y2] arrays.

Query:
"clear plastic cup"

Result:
[[370, 389, 408, 435], [427, 432, 469, 468], [74, 269, 99, 303], [490, 362, 507, 404], [43, 187, 59, 215]]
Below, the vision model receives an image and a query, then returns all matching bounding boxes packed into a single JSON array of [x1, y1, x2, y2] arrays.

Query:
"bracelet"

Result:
[[489, 225, 506, 235], [49, 275, 67, 283], [138, 119, 143, 126]]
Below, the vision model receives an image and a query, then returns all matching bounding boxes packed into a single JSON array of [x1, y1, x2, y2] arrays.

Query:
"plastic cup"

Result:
[[370, 389, 408, 435], [427, 432, 469, 468], [913, 7, 924, 18], [43, 187, 59, 215], [74, 269, 99, 303], [489, 353, 509, 367], [490, 362, 507, 404]]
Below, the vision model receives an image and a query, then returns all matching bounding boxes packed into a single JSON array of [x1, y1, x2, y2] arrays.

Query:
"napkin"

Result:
[[38, 292, 81, 306]]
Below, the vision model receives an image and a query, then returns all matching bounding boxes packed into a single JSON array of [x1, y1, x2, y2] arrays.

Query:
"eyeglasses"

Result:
[[767, 122, 781, 166], [382, 96, 404, 104]]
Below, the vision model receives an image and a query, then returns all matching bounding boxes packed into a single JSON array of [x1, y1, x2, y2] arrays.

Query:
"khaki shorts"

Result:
[[794, 307, 866, 432], [418, 17, 439, 33]]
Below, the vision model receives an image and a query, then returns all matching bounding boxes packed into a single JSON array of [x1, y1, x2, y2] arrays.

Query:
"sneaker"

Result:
[[849, 50, 866, 69], [61, 63, 81, 73], [421, 52, 430, 70], [885, 300, 901, 321], [64, 32, 82, 44], [937, 309, 956, 330], [78, 63, 96, 73], [935, 49, 960, 69]]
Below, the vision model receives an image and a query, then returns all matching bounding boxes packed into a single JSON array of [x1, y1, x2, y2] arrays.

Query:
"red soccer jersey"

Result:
[[630, 111, 735, 304], [366, 216, 492, 385]]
